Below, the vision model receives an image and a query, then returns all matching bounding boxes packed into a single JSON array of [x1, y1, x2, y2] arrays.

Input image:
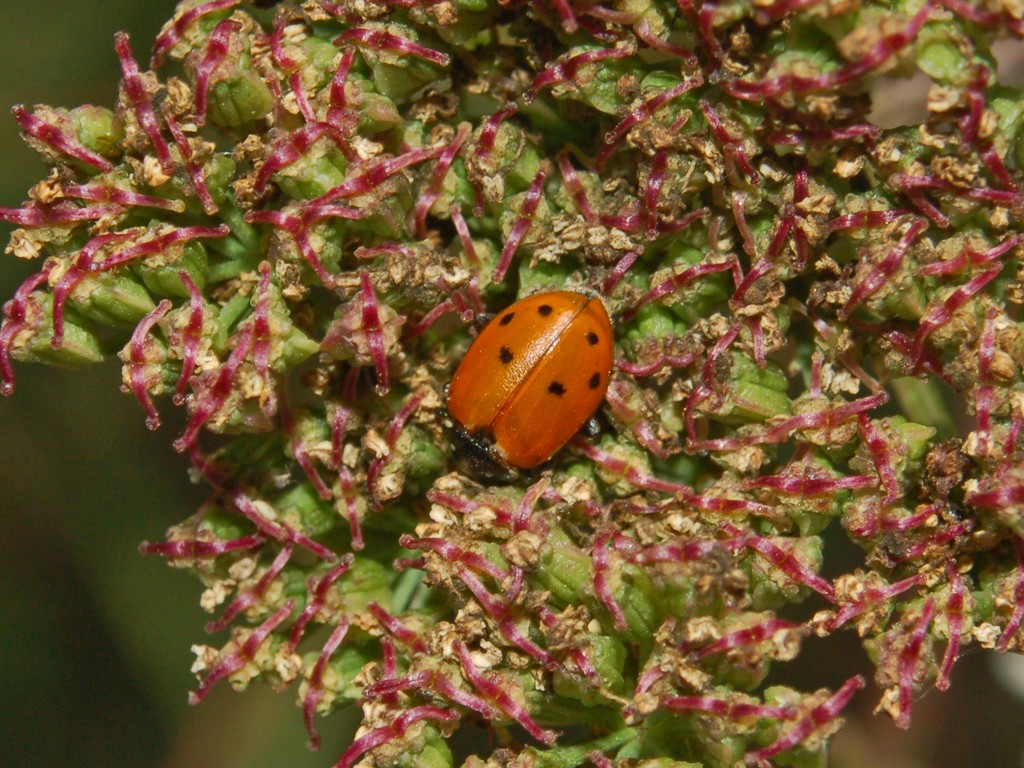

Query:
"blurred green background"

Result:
[[1, 3, 1023, 768]]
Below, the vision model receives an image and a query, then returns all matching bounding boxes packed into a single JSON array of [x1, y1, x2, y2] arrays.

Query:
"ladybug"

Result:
[[447, 290, 613, 473]]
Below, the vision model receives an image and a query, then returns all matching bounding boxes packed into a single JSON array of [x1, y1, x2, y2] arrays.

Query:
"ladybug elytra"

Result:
[[447, 290, 613, 471]]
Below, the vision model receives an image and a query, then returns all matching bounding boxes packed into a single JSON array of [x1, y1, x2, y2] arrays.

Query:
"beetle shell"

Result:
[[447, 290, 613, 470]]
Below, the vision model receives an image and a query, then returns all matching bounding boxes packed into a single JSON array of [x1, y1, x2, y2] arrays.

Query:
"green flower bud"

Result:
[[202, 152, 237, 205], [571, 45, 635, 116], [466, 119, 541, 206], [652, 246, 731, 329], [207, 70, 275, 128], [318, 642, 376, 704], [747, 536, 825, 610], [65, 270, 156, 327], [402, 425, 447, 493], [356, 24, 447, 102], [700, 353, 792, 424], [301, 36, 342, 89], [71, 105, 123, 159], [136, 240, 209, 297], [623, 304, 685, 349], [394, 724, 453, 768], [434, 6, 495, 50], [8, 293, 104, 368], [914, 25, 974, 86], [338, 556, 394, 612], [523, 728, 641, 768], [212, 292, 253, 354], [615, 563, 664, 643], [535, 526, 596, 606], [272, 146, 349, 200], [347, 73, 404, 134], [552, 632, 627, 705], [276, 481, 337, 538], [256, 282, 319, 373]]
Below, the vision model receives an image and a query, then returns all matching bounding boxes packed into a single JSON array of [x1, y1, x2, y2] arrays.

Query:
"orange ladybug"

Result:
[[447, 290, 613, 472]]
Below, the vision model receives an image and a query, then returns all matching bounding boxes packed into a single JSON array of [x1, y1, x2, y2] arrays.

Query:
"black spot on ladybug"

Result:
[[548, 381, 566, 396], [589, 373, 601, 389], [498, 312, 515, 325], [586, 331, 599, 346], [499, 346, 513, 364], [538, 304, 553, 316]]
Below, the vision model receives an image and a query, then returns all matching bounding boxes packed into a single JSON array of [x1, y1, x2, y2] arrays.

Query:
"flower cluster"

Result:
[[3, 0, 1024, 765]]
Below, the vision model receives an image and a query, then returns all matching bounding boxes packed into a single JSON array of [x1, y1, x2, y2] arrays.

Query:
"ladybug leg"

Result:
[[581, 415, 602, 438], [446, 418, 517, 483], [472, 311, 495, 332]]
